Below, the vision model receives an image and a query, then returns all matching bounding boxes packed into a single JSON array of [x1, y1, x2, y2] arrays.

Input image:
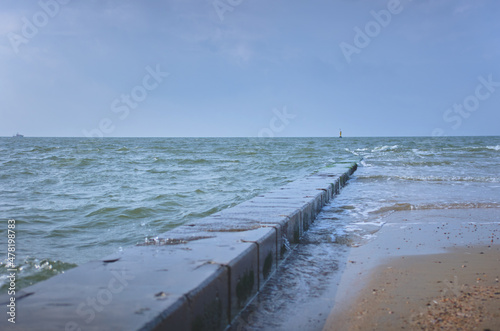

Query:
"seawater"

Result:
[[1, 136, 499, 292]]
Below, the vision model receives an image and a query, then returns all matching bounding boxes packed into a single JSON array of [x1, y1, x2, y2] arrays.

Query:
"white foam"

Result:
[[372, 145, 399, 152], [345, 148, 359, 156], [352, 221, 385, 227], [360, 160, 372, 167], [344, 225, 361, 232]]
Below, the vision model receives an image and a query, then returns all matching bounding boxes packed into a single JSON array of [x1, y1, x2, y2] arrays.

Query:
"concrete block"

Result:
[[183, 236, 258, 320], [208, 210, 285, 265], [211, 209, 289, 229], [134, 226, 273, 321], [143, 296, 191, 331], [283, 207, 302, 245], [340, 173, 348, 187], [217, 204, 300, 257], [183, 215, 262, 233], [300, 201, 315, 232], [334, 179, 340, 195], [238, 227, 278, 288], [183, 267, 230, 331], [105, 246, 231, 331], [0, 249, 230, 331]]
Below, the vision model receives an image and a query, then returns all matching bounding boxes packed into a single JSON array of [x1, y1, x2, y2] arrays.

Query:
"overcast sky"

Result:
[[1, 0, 499, 137]]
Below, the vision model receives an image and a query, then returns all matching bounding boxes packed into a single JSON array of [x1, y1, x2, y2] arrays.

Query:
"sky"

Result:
[[0, 0, 499, 137]]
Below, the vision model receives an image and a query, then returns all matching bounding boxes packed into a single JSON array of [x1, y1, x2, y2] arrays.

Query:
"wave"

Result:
[[402, 161, 453, 166], [403, 175, 500, 183], [442, 145, 500, 153], [85, 206, 123, 217], [411, 148, 435, 156], [344, 148, 360, 156], [233, 150, 259, 156], [345, 145, 400, 155], [370, 202, 500, 215], [178, 158, 211, 165], [29, 146, 60, 153], [370, 203, 416, 214], [0, 258, 77, 294], [346, 144, 500, 160], [359, 160, 372, 167], [119, 207, 156, 219], [19, 170, 36, 176], [77, 158, 97, 167], [147, 168, 170, 174], [467, 145, 500, 152], [372, 145, 399, 152], [357, 174, 500, 183]]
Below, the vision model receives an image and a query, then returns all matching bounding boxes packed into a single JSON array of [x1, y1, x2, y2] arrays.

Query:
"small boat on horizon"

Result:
[[13, 133, 24, 137]]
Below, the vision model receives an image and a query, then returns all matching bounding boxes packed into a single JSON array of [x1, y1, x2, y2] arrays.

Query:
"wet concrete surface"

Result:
[[229, 208, 356, 331]]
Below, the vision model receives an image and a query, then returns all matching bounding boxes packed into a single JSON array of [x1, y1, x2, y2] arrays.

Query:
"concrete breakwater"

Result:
[[1, 161, 357, 331]]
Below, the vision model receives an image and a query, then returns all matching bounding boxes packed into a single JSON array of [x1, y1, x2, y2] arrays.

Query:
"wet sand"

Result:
[[323, 208, 500, 331]]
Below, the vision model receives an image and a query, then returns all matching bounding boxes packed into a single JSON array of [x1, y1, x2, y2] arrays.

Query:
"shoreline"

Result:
[[323, 208, 500, 331]]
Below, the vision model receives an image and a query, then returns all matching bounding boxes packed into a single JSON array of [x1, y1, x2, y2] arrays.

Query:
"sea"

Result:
[[1, 136, 499, 294]]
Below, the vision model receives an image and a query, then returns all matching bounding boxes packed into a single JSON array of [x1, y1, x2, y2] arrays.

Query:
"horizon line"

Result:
[[2, 135, 499, 139]]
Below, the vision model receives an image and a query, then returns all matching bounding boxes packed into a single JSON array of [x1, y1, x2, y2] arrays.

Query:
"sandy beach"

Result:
[[323, 208, 500, 331]]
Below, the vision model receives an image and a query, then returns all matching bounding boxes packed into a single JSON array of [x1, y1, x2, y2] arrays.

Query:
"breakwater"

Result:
[[0, 161, 357, 330]]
